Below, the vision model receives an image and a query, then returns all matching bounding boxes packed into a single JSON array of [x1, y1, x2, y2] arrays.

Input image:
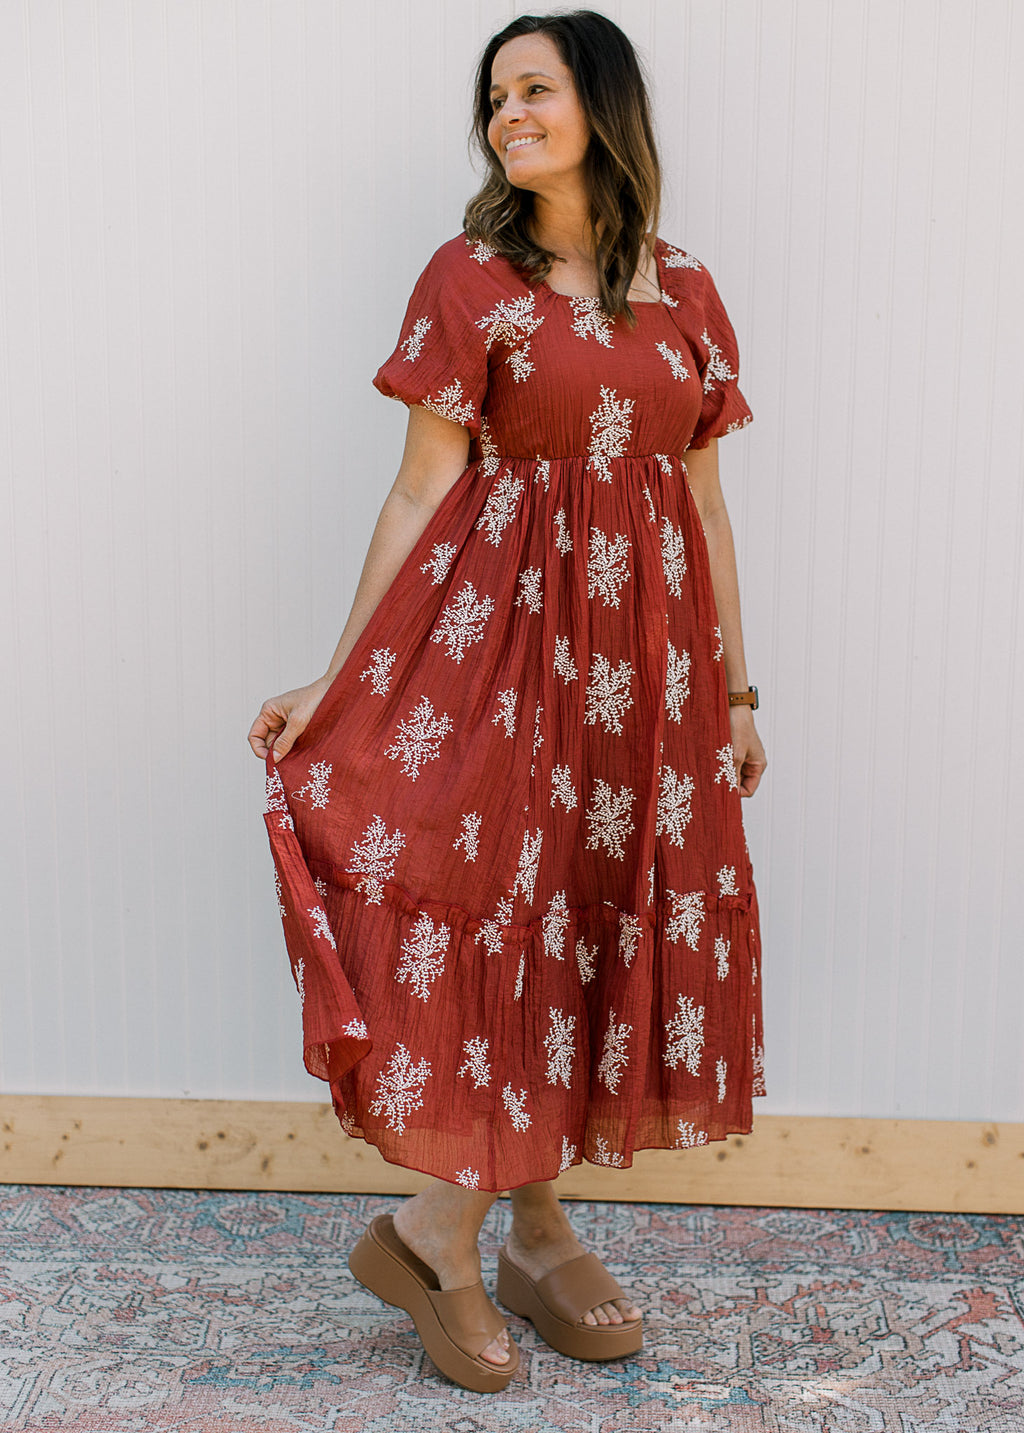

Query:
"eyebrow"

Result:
[[489, 71, 557, 93]]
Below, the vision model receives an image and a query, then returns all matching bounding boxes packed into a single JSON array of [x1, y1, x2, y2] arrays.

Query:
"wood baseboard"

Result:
[[1, 1095, 1020, 1213]]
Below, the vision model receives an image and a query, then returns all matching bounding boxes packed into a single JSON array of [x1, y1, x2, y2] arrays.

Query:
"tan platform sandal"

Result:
[[496, 1245, 643, 1360], [348, 1214, 519, 1393]]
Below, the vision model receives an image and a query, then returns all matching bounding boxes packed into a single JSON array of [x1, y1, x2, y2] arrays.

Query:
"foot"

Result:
[[506, 1192, 641, 1328], [393, 1188, 512, 1367]]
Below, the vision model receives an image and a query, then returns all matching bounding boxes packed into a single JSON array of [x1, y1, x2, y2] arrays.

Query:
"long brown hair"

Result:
[[464, 11, 662, 326]]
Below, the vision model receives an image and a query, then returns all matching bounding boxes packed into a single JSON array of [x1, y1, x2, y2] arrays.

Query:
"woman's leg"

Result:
[[392, 1179, 511, 1365], [505, 1180, 641, 1326]]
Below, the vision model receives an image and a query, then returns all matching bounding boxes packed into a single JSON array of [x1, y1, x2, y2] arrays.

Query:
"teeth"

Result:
[[507, 136, 541, 152]]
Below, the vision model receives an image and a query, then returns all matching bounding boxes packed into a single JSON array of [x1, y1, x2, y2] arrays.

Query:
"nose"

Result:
[[498, 95, 527, 126]]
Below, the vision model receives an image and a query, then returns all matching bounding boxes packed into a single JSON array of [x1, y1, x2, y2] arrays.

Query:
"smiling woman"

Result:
[[249, 6, 765, 1395], [467, 14, 662, 321]]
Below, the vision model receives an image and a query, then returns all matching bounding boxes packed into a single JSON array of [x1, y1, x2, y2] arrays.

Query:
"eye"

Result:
[[528, 84, 548, 95], [490, 96, 504, 112]]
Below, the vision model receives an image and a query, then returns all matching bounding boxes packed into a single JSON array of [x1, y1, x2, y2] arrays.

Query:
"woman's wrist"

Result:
[[727, 685, 758, 711]]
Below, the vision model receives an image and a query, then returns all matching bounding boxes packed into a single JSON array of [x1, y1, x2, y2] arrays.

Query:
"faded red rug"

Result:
[[1, 1186, 1021, 1431]]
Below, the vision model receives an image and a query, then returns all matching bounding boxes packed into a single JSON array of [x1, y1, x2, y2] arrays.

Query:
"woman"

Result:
[[249, 10, 767, 1393]]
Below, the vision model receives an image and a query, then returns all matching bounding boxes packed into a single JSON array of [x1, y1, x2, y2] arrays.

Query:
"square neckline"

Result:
[[536, 239, 667, 306]]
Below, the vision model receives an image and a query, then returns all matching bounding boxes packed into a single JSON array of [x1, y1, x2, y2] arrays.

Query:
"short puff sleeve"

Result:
[[373, 236, 490, 439], [660, 245, 753, 451]]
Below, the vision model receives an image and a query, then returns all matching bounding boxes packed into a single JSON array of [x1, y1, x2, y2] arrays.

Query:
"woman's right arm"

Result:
[[247, 405, 470, 762]]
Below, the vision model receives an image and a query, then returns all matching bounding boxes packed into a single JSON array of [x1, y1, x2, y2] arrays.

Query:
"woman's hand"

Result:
[[247, 675, 332, 763], [729, 707, 767, 797]]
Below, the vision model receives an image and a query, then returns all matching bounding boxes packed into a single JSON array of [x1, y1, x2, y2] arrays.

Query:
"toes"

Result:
[[582, 1299, 640, 1327], [480, 1331, 511, 1364]]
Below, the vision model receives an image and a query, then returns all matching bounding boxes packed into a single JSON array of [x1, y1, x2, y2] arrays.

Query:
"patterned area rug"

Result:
[[0, 1186, 1021, 1432]]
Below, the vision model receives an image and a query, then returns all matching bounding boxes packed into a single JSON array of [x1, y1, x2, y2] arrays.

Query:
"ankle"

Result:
[[396, 1185, 497, 1253], [508, 1210, 576, 1250]]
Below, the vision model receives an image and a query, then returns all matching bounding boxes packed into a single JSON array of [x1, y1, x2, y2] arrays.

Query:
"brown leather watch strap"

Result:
[[728, 686, 759, 710]]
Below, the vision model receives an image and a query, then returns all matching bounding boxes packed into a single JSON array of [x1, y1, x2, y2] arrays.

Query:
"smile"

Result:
[[506, 135, 543, 153]]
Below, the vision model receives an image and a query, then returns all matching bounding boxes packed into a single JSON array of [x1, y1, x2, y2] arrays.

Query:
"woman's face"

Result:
[[487, 33, 590, 195]]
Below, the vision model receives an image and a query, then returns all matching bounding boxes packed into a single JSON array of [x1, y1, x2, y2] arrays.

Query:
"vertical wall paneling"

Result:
[[1, 1, 1021, 1121]]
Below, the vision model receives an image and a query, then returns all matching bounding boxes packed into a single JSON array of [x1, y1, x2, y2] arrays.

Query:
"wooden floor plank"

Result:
[[2, 1096, 1021, 1212]]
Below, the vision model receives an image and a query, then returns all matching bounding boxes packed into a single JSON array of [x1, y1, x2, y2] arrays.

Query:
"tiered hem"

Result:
[[266, 770, 763, 1192]]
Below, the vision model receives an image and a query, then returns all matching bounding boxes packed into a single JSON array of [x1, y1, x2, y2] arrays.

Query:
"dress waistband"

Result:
[[476, 451, 687, 464]]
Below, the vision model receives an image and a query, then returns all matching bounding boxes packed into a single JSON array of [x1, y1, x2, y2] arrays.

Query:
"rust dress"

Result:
[[263, 233, 765, 1192]]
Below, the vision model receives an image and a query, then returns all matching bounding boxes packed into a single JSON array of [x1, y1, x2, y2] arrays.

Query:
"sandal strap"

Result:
[[426, 1281, 508, 1361], [533, 1252, 630, 1326]]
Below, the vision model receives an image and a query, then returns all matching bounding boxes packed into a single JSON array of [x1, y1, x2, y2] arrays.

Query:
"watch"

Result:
[[728, 686, 759, 710]]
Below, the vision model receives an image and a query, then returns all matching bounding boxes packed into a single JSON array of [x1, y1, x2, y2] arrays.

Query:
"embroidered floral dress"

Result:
[[263, 233, 765, 1192]]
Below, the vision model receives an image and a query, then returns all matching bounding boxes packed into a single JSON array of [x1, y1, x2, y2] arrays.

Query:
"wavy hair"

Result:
[[464, 11, 662, 326]]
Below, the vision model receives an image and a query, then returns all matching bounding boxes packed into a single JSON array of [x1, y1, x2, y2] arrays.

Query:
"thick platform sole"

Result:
[[496, 1249, 643, 1361], [348, 1217, 518, 1393]]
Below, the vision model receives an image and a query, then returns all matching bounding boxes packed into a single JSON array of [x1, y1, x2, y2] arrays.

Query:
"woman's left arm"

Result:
[[685, 439, 767, 798]]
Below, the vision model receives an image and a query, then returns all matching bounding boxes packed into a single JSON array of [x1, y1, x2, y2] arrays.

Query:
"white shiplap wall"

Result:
[[2, 0, 1021, 1120]]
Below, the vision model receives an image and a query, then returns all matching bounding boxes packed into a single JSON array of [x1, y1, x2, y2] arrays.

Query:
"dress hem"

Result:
[[325, 1102, 767, 1194]]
